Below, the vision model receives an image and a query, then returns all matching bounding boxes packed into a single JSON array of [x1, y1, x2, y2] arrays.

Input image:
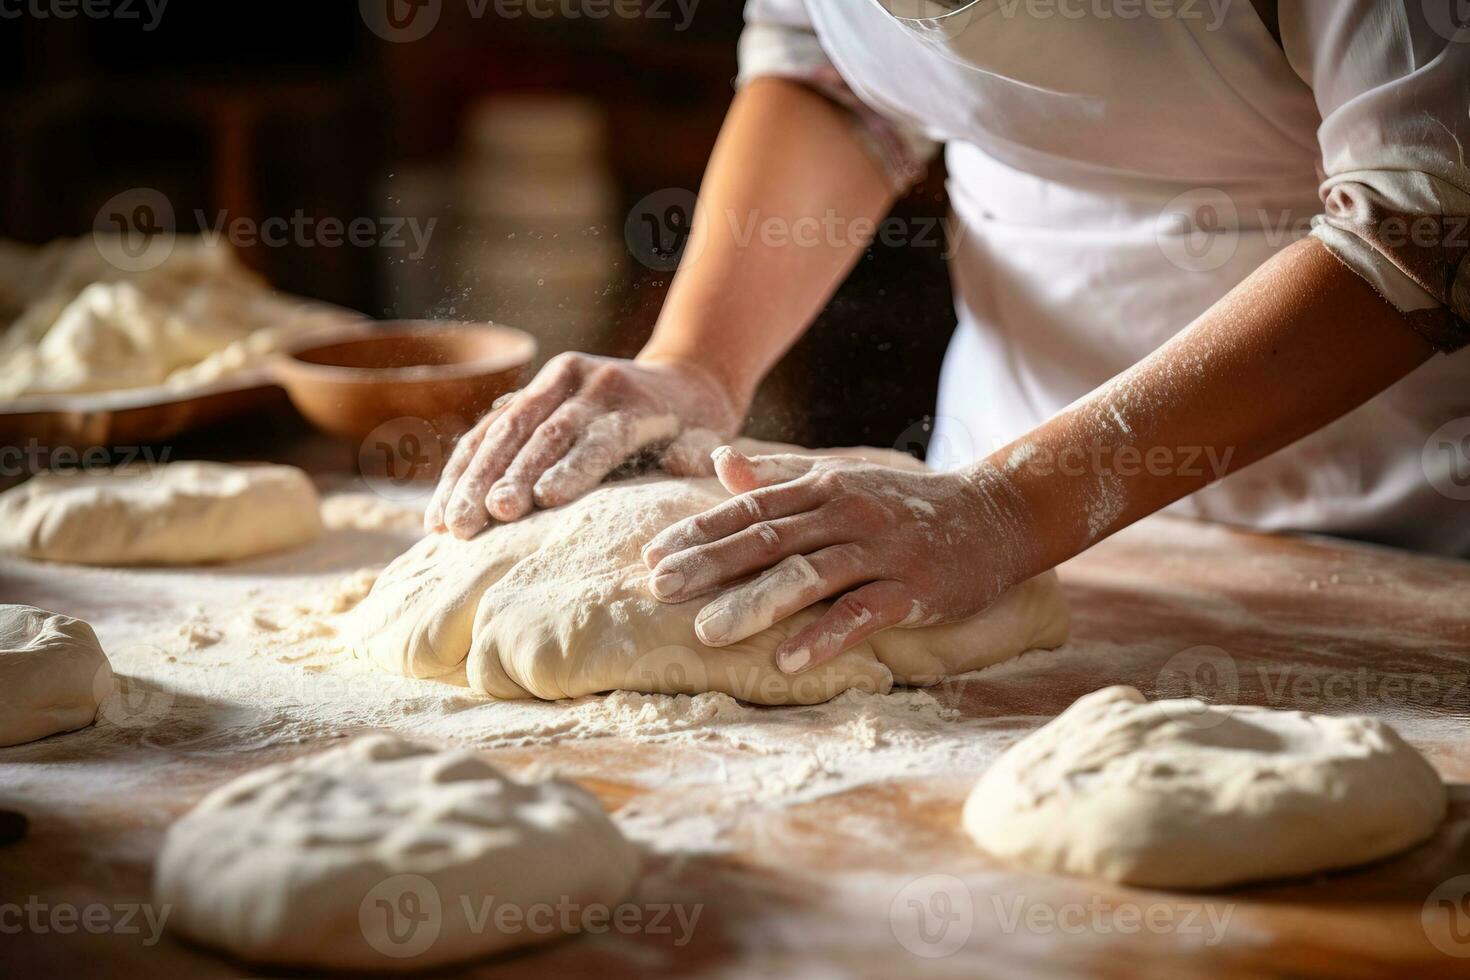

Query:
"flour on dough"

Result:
[[0, 461, 322, 566], [963, 686, 1447, 889], [349, 443, 1069, 706], [154, 735, 640, 971], [0, 604, 113, 747]]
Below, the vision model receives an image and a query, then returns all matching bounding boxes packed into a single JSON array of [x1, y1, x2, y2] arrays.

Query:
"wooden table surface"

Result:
[[3, 497, 1468, 978]]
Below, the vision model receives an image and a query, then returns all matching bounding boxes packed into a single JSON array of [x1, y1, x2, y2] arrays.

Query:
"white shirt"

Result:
[[738, 0, 1470, 554]]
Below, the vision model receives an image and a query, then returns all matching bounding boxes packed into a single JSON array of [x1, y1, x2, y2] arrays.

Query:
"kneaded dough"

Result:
[[963, 685, 1447, 889], [350, 444, 1069, 706], [0, 604, 113, 747], [155, 735, 640, 971], [0, 461, 322, 566]]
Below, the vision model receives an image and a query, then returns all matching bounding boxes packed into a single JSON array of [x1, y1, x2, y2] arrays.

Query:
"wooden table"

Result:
[[2, 508, 1468, 979]]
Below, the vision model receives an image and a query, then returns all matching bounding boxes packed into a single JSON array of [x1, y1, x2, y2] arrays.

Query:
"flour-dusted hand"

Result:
[[425, 353, 744, 538], [641, 448, 1038, 674]]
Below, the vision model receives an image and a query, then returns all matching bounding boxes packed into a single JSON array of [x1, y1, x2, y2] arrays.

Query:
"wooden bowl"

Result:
[[275, 321, 535, 453]]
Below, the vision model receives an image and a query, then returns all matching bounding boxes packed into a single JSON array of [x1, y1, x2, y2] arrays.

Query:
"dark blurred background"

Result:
[[0, 0, 956, 453]]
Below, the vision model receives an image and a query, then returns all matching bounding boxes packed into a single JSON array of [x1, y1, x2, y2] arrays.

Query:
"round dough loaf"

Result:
[[963, 686, 1447, 889], [0, 461, 322, 566], [0, 604, 113, 746], [154, 735, 640, 971], [348, 444, 1069, 706]]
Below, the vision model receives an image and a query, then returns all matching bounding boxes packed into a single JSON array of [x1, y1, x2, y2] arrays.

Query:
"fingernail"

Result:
[[488, 486, 518, 518], [777, 646, 811, 674], [641, 542, 664, 567], [650, 570, 684, 599], [695, 606, 731, 644]]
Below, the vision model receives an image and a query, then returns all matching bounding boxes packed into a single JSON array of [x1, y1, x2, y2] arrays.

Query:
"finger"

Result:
[[444, 358, 581, 537], [659, 428, 725, 477], [641, 476, 825, 571], [692, 543, 869, 647], [485, 398, 596, 522], [713, 448, 820, 495], [534, 412, 681, 510], [424, 409, 496, 533], [773, 580, 912, 674], [647, 501, 850, 603]]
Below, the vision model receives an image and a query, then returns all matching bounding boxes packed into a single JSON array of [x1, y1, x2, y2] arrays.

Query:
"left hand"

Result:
[[641, 448, 1030, 674]]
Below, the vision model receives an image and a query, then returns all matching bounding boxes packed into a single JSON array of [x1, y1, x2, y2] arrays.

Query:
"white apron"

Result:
[[740, 0, 1470, 554]]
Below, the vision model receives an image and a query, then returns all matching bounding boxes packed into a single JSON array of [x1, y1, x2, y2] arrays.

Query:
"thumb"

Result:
[[712, 447, 818, 495]]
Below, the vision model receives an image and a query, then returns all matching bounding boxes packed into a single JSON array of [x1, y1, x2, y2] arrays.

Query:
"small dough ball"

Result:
[[0, 604, 113, 747], [0, 461, 322, 566], [964, 685, 1446, 889], [155, 735, 641, 971]]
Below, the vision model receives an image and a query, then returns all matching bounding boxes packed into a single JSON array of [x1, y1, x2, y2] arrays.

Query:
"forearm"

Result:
[[981, 237, 1437, 583], [638, 77, 898, 410]]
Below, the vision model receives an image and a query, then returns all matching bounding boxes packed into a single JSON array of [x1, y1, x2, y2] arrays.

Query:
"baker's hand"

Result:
[[641, 448, 1032, 674], [426, 353, 743, 538]]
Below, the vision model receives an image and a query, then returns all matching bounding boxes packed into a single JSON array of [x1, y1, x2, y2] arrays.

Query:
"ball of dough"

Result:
[[154, 735, 640, 971], [963, 685, 1447, 889], [348, 445, 1069, 706], [0, 461, 322, 566], [0, 604, 113, 747]]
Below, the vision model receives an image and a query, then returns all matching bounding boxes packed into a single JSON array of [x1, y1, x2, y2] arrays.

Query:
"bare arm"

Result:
[[993, 236, 1435, 580], [427, 77, 898, 537], [638, 77, 900, 408], [644, 237, 1437, 674]]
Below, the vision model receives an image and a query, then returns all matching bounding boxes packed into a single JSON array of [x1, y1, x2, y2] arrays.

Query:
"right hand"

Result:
[[425, 352, 745, 538]]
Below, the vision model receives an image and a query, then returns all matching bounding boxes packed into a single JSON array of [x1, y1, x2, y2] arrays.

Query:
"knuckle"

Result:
[[584, 364, 626, 399], [833, 592, 874, 624], [736, 493, 765, 523], [750, 521, 783, 551]]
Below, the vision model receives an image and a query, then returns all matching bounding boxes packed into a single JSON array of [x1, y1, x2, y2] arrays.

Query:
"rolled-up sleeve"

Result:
[[1283, 2, 1470, 351], [738, 0, 937, 193]]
